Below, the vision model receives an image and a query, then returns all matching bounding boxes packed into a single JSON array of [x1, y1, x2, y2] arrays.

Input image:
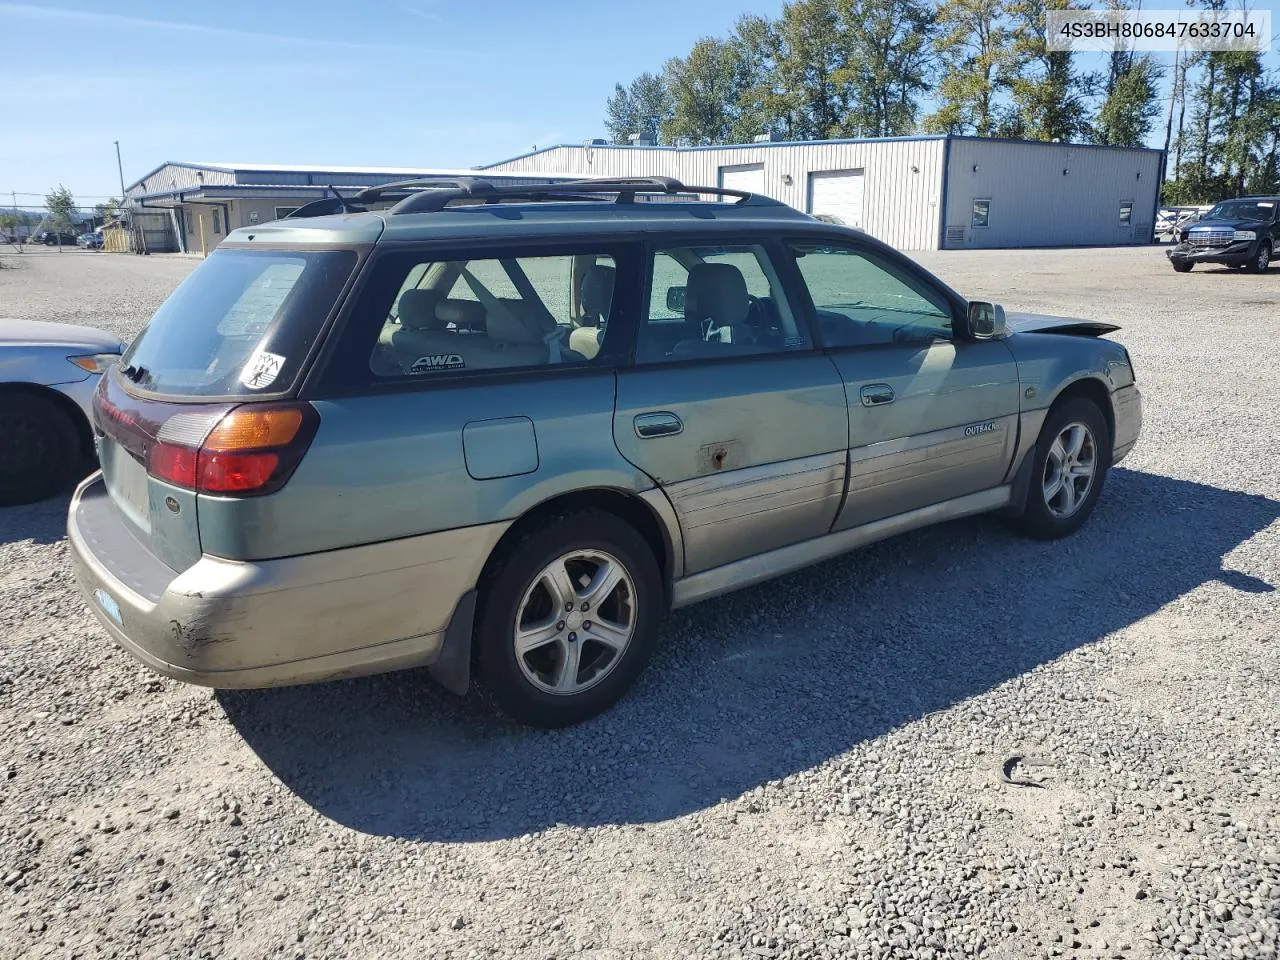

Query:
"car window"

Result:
[[119, 248, 356, 397], [366, 251, 618, 378], [787, 242, 954, 348], [636, 243, 811, 363]]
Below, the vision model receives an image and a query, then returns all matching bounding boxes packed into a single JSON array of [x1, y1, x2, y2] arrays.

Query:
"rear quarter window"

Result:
[[120, 248, 356, 398]]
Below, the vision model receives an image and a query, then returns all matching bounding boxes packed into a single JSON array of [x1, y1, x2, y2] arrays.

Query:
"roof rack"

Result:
[[386, 176, 782, 215], [280, 176, 785, 220]]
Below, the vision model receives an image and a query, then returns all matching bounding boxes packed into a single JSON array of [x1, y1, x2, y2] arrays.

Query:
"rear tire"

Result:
[[1014, 397, 1111, 541], [473, 510, 663, 728], [0, 392, 82, 507]]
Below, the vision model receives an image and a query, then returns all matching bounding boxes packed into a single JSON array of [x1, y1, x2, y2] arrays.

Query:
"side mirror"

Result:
[[666, 285, 687, 313], [966, 301, 1006, 339]]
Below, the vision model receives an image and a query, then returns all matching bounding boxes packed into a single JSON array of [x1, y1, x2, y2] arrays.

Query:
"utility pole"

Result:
[[114, 140, 131, 252], [113, 140, 127, 201]]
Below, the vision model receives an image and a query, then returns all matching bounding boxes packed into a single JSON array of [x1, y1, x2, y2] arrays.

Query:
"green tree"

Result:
[[1005, 0, 1091, 141], [770, 0, 850, 140], [924, 0, 1016, 136], [94, 197, 122, 223], [660, 38, 746, 145], [605, 73, 671, 144], [45, 184, 77, 232], [1095, 56, 1164, 146], [833, 0, 936, 137], [727, 14, 789, 142]]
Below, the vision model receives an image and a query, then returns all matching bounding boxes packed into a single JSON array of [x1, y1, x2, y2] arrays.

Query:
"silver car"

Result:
[[1, 319, 123, 506], [67, 177, 1142, 728]]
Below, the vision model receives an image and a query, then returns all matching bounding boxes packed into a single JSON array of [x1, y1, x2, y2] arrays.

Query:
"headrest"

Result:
[[435, 298, 486, 331], [484, 301, 545, 345], [580, 264, 616, 325], [685, 262, 749, 329], [398, 289, 444, 329]]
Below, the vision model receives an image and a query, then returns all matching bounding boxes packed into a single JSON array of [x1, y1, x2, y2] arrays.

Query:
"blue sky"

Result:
[[1, 0, 1276, 205]]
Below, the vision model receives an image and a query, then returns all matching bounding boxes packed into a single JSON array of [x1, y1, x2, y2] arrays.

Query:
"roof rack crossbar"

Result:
[[384, 176, 785, 215]]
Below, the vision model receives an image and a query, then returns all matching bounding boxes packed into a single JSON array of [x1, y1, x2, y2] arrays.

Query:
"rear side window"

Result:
[[120, 248, 356, 397], [361, 250, 622, 379]]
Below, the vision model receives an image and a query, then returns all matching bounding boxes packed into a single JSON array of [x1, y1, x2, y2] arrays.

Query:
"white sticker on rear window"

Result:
[[240, 348, 286, 389], [410, 354, 465, 373]]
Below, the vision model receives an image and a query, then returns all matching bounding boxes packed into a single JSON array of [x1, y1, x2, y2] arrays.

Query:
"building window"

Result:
[[1119, 201, 1133, 225], [210, 209, 222, 234], [274, 206, 299, 221], [971, 199, 990, 229]]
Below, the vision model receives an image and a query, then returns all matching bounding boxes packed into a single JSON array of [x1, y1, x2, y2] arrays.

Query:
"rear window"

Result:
[[119, 248, 356, 397]]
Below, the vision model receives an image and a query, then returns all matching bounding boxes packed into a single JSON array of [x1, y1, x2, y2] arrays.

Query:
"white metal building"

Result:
[[122, 161, 580, 253], [483, 136, 1166, 251]]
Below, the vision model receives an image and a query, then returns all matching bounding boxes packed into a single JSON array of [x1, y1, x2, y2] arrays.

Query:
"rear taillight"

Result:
[[147, 403, 318, 496]]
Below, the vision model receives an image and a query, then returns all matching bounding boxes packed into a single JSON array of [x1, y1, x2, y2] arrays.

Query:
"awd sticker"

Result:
[[964, 420, 997, 437], [240, 348, 286, 390], [411, 354, 465, 373]]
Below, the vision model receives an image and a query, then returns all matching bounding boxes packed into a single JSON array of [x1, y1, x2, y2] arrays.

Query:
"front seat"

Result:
[[672, 262, 751, 357], [569, 264, 615, 360]]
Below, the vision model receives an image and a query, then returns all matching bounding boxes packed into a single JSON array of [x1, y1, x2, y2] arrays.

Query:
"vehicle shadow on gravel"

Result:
[[0, 493, 73, 545], [218, 467, 1279, 842]]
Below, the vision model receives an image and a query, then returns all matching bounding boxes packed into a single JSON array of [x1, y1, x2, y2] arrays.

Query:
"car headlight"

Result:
[[67, 353, 121, 374], [1234, 230, 1256, 241]]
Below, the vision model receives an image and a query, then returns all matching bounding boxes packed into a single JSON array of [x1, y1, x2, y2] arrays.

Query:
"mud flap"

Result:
[[999, 448, 1038, 519], [428, 589, 477, 696]]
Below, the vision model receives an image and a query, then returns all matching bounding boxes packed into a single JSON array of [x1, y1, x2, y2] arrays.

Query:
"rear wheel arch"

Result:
[[479, 487, 676, 610]]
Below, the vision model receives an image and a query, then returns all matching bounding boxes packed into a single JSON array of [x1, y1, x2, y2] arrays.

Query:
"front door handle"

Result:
[[859, 383, 895, 407], [634, 411, 684, 439]]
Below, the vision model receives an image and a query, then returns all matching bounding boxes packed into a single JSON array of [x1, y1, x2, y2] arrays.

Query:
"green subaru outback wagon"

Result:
[[68, 177, 1142, 728]]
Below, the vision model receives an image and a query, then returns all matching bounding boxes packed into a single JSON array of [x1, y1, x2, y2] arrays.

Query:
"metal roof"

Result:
[[484, 134, 1166, 169], [126, 160, 585, 193]]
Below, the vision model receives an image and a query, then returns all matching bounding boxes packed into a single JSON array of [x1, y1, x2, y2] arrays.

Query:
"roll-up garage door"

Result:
[[808, 169, 865, 228], [718, 163, 766, 199]]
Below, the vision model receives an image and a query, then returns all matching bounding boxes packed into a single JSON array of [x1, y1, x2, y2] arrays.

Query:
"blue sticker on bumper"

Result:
[[94, 588, 123, 627]]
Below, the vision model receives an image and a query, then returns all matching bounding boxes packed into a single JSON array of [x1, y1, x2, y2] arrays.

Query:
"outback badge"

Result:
[[964, 420, 997, 437]]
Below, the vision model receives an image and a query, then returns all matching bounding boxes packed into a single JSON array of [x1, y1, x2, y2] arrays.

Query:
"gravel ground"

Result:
[[1, 245, 1277, 960]]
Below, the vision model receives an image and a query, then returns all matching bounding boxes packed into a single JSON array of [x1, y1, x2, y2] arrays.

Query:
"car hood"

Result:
[[1005, 312, 1119, 337], [0, 318, 123, 352]]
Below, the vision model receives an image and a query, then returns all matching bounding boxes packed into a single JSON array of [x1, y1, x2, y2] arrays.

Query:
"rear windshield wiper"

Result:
[[120, 363, 149, 384]]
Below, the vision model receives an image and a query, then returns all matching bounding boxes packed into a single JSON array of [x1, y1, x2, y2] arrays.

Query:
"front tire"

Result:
[[474, 510, 663, 728], [1015, 398, 1111, 541], [0, 393, 83, 507], [1171, 260, 1193, 273], [1246, 241, 1271, 274]]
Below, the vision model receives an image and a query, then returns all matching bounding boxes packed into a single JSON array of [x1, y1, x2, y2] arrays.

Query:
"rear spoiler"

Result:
[[1004, 313, 1120, 337]]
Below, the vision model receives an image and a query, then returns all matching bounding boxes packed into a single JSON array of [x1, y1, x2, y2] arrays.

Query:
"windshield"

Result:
[[120, 248, 356, 397], [1204, 200, 1275, 222]]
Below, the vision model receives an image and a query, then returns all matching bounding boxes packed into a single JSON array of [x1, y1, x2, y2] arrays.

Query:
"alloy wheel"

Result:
[[1042, 421, 1097, 519], [514, 550, 637, 696]]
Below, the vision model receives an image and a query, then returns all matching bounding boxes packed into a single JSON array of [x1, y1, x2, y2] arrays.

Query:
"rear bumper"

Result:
[[67, 472, 508, 689], [1111, 384, 1142, 464]]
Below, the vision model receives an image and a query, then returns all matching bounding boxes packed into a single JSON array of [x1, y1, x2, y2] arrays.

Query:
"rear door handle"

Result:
[[859, 383, 895, 407], [634, 412, 684, 438]]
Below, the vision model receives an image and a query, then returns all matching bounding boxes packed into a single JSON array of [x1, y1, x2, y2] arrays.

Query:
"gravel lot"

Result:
[[1, 245, 1277, 960]]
